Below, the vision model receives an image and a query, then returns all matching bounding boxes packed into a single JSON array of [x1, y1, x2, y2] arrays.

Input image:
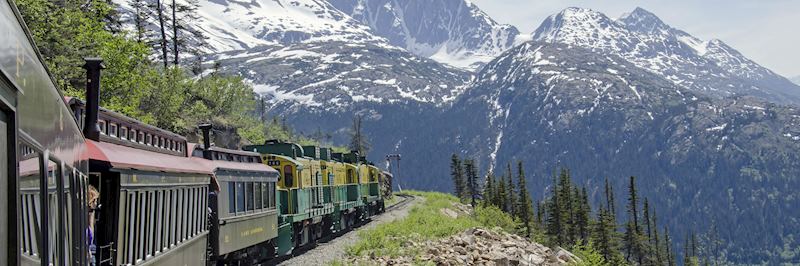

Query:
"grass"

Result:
[[343, 191, 522, 264]]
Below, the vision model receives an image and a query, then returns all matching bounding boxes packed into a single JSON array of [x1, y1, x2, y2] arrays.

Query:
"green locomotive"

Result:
[[244, 140, 386, 255]]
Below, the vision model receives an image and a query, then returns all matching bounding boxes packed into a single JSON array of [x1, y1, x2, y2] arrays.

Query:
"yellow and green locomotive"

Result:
[[244, 140, 386, 254]]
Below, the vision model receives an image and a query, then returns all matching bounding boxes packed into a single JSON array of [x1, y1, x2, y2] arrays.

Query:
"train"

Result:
[[0, 0, 392, 265]]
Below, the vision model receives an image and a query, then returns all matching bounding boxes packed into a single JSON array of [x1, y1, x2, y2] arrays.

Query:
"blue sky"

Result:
[[472, 0, 800, 78]]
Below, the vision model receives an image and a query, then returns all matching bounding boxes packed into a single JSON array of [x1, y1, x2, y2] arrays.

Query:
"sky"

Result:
[[471, 0, 800, 79]]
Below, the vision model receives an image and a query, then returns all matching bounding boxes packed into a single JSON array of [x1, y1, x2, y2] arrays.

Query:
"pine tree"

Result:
[[484, 172, 495, 207], [464, 159, 480, 208], [516, 161, 534, 238], [154, 0, 169, 68], [605, 178, 617, 224], [505, 163, 516, 215], [652, 209, 662, 265], [535, 200, 544, 226], [128, 0, 149, 42], [574, 187, 590, 244], [558, 168, 574, 246], [450, 154, 466, 201], [643, 198, 654, 263], [546, 172, 564, 246], [349, 115, 371, 155], [664, 226, 676, 266], [591, 206, 623, 264], [624, 176, 646, 264], [496, 173, 507, 209]]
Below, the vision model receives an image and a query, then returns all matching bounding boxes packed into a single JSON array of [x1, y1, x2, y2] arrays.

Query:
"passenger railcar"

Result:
[[68, 61, 212, 266], [189, 126, 280, 265], [2, 0, 90, 265]]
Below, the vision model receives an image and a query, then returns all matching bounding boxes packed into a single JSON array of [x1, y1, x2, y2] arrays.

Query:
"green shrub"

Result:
[[475, 205, 520, 233], [571, 241, 609, 266]]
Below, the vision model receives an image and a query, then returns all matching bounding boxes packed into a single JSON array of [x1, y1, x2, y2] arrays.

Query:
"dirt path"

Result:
[[279, 196, 419, 265]]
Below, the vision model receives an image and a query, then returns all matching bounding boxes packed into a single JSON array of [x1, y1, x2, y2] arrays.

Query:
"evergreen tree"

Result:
[[643, 198, 654, 263], [558, 168, 575, 246], [348, 115, 371, 155], [652, 209, 662, 265], [605, 178, 617, 223], [154, 0, 169, 68], [464, 159, 480, 208], [624, 176, 643, 264], [484, 172, 495, 207], [535, 200, 544, 227], [450, 154, 466, 201], [128, 0, 149, 42], [516, 162, 534, 238], [574, 187, 590, 244], [496, 172, 507, 209], [546, 172, 564, 246], [664, 226, 676, 266], [591, 207, 623, 264], [505, 163, 516, 215]]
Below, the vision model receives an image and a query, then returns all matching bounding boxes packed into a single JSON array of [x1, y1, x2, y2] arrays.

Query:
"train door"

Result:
[[90, 170, 121, 265]]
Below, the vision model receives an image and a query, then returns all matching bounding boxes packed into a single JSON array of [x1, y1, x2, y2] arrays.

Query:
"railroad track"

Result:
[[261, 194, 415, 265]]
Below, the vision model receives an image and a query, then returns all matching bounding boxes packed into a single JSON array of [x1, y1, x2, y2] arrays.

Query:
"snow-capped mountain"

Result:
[[442, 41, 800, 264], [792, 75, 800, 85], [533, 7, 800, 104], [329, 0, 522, 70], [209, 41, 471, 111]]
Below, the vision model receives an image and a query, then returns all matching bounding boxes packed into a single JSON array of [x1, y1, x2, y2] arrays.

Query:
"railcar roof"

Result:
[[86, 140, 210, 174]]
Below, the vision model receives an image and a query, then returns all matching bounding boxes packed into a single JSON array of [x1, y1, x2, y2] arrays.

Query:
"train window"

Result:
[[188, 188, 195, 237], [228, 182, 236, 214], [109, 123, 118, 137], [246, 182, 255, 211], [163, 189, 172, 250], [155, 190, 163, 255], [98, 120, 106, 135], [129, 129, 136, 141], [254, 182, 262, 210], [261, 183, 268, 209], [147, 190, 156, 258], [18, 141, 41, 259], [145, 134, 152, 146], [270, 182, 276, 208], [235, 182, 245, 213], [46, 160, 61, 264], [177, 188, 184, 242], [284, 166, 294, 187], [120, 127, 128, 140]]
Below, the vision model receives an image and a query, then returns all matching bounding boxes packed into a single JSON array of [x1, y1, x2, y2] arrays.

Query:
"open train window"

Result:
[[129, 129, 136, 141], [145, 134, 152, 146], [120, 126, 128, 140]]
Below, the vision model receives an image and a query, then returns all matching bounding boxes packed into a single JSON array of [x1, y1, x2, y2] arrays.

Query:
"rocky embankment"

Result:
[[349, 227, 578, 265]]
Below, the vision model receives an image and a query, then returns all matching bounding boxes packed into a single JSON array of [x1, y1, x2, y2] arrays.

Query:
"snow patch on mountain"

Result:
[[329, 0, 520, 70], [532, 7, 800, 105]]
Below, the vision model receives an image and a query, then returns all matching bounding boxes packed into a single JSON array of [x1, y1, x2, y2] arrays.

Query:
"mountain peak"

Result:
[[618, 7, 669, 33], [532, 7, 614, 42]]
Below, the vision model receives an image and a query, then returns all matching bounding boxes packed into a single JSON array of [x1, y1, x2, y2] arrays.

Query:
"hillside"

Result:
[[340, 192, 578, 265]]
